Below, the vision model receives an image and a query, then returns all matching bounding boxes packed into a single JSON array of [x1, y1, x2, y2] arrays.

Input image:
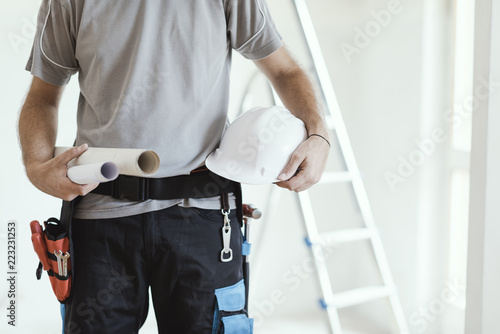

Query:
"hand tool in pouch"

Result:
[[241, 204, 262, 310], [30, 218, 72, 302]]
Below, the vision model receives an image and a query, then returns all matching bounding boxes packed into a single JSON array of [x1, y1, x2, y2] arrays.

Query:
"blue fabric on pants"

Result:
[[63, 205, 244, 334], [214, 280, 246, 312], [61, 304, 65, 334], [213, 280, 253, 333], [221, 314, 254, 334]]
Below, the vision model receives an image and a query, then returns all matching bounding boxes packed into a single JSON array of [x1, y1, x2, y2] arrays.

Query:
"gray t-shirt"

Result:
[[26, 0, 282, 219]]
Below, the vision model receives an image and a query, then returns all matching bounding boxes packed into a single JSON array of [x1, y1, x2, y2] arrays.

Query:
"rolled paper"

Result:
[[55, 147, 160, 177], [67, 162, 119, 184]]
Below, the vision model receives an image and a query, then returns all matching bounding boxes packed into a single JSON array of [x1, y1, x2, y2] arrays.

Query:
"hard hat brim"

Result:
[[205, 152, 280, 185]]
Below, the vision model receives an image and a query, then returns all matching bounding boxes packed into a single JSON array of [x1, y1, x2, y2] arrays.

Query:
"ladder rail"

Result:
[[291, 1, 409, 333], [269, 82, 343, 334], [238, 1, 409, 332], [292, 0, 375, 229], [268, 67, 343, 334], [297, 191, 343, 334]]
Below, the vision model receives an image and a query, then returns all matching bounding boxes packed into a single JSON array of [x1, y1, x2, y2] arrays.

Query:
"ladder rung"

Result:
[[331, 286, 395, 309], [320, 171, 354, 184], [314, 228, 375, 246]]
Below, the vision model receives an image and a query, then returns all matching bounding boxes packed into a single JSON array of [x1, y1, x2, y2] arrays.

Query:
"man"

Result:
[[19, 0, 330, 333]]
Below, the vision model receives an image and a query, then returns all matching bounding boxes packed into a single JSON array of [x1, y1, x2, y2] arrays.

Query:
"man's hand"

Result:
[[255, 46, 330, 192], [25, 144, 98, 201], [276, 135, 329, 192]]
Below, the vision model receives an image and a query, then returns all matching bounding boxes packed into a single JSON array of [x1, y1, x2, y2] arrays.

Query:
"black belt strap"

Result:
[[91, 167, 240, 202], [220, 193, 230, 213]]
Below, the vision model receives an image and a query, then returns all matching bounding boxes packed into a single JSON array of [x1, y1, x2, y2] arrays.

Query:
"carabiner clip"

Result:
[[220, 209, 233, 262]]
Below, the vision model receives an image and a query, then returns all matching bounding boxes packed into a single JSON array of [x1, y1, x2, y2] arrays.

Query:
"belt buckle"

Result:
[[112, 175, 149, 201]]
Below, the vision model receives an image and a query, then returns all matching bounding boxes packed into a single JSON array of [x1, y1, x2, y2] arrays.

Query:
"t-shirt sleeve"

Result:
[[226, 0, 282, 60], [25, 0, 78, 86]]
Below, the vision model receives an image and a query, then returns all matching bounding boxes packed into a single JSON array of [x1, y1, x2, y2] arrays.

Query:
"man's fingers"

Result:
[[276, 170, 308, 191], [278, 152, 304, 181], [27, 144, 98, 201], [60, 181, 99, 201], [275, 157, 322, 192], [55, 143, 88, 165], [294, 179, 315, 192], [55, 145, 98, 200], [80, 182, 99, 195], [65, 181, 99, 195]]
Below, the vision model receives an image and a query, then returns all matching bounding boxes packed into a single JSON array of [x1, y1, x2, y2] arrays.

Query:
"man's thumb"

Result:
[[278, 154, 302, 181]]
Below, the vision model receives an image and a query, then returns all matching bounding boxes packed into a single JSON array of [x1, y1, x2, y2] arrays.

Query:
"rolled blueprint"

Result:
[[55, 147, 160, 177], [67, 162, 119, 185]]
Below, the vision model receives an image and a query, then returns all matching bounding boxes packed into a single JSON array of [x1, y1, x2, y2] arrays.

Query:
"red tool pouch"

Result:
[[30, 218, 71, 303]]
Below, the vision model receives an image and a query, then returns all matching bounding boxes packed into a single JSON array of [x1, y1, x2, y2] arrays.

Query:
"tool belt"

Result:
[[92, 166, 239, 200], [30, 166, 243, 304], [30, 218, 72, 302]]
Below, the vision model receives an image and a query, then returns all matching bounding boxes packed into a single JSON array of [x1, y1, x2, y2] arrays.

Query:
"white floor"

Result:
[[138, 300, 386, 334], [141, 311, 382, 334]]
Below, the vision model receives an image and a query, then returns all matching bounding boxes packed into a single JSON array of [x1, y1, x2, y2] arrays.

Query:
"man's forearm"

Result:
[[18, 77, 64, 172], [18, 94, 58, 171], [18, 78, 97, 200], [268, 67, 329, 139]]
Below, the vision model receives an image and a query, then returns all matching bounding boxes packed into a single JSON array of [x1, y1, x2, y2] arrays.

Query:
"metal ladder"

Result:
[[240, 1, 409, 333]]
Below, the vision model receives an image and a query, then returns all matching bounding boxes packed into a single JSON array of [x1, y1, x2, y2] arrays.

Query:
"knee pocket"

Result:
[[212, 280, 253, 334]]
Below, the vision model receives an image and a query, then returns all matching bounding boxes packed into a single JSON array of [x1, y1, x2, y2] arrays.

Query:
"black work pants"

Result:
[[63, 205, 252, 333]]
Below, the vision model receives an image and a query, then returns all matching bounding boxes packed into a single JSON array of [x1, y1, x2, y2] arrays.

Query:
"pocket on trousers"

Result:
[[190, 207, 234, 223], [215, 279, 245, 311], [212, 279, 253, 334], [221, 314, 253, 334]]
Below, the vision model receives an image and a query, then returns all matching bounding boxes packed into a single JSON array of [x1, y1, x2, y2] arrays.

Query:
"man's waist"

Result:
[[91, 166, 240, 201]]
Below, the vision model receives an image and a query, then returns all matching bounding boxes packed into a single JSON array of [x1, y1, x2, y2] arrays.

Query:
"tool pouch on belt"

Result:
[[30, 217, 72, 303]]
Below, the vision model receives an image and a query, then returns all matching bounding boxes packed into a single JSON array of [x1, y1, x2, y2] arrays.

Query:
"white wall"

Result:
[[465, 0, 500, 332], [0, 2, 83, 334], [234, 1, 455, 333], [0, 1, 456, 334]]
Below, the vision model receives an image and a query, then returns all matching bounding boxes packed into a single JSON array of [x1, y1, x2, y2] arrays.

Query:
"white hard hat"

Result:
[[206, 106, 307, 184]]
